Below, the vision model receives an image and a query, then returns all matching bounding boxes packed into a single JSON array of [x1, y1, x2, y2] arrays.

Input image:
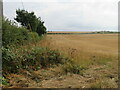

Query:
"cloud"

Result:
[[3, 0, 119, 31]]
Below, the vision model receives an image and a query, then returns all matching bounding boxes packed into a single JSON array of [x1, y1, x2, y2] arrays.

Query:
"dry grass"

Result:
[[37, 33, 118, 88], [40, 34, 118, 66], [46, 34, 118, 54], [5, 33, 118, 88]]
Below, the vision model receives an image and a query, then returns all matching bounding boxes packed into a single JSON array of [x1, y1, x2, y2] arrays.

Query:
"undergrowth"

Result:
[[62, 60, 86, 75], [2, 47, 71, 74]]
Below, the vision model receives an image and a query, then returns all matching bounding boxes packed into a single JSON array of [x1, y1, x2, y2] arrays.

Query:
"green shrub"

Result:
[[0, 77, 9, 86], [2, 44, 83, 75], [2, 18, 40, 47], [39, 49, 64, 67], [2, 47, 18, 73], [2, 46, 69, 74], [2, 18, 67, 74], [28, 32, 40, 43]]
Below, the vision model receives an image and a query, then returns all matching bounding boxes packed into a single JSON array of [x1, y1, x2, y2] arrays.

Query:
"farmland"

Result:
[[44, 33, 118, 55], [3, 32, 118, 88], [37, 33, 118, 88], [3, 1, 119, 88]]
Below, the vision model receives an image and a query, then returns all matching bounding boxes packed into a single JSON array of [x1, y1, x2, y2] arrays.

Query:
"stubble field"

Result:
[[38, 33, 118, 88], [41, 34, 118, 65]]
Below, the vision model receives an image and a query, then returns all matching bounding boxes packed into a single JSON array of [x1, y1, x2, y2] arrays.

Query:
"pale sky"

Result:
[[3, 0, 119, 31]]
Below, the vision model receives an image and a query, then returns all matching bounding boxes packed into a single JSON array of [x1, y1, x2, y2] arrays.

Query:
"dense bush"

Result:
[[2, 47, 68, 74], [2, 17, 44, 74], [2, 17, 69, 75], [28, 32, 40, 43], [2, 18, 40, 47]]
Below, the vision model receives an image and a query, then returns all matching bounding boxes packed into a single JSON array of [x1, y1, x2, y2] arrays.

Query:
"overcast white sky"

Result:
[[3, 0, 119, 31]]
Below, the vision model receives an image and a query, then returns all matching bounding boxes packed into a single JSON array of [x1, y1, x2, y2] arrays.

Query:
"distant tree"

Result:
[[14, 9, 46, 35]]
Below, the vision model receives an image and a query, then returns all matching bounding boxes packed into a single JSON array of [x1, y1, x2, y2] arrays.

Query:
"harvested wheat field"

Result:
[[43, 34, 118, 54], [38, 33, 118, 88]]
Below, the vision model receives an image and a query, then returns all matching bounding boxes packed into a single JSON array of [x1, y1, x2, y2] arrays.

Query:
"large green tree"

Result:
[[36, 18, 46, 35], [14, 9, 46, 35]]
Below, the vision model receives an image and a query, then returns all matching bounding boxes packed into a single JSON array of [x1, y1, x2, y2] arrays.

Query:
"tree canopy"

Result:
[[14, 9, 46, 35]]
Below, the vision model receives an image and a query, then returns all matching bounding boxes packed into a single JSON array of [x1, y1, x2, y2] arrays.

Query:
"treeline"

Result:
[[94, 31, 118, 34]]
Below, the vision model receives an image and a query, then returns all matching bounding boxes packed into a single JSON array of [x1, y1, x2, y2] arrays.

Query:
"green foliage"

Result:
[[2, 47, 18, 73], [2, 46, 68, 74], [39, 49, 64, 68], [36, 18, 46, 35], [2, 16, 67, 75], [2, 18, 40, 47], [2, 17, 44, 74], [14, 9, 46, 35], [28, 32, 40, 43], [0, 77, 9, 86]]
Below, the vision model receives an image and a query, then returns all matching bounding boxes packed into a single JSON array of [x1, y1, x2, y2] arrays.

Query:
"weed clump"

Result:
[[62, 61, 86, 74]]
